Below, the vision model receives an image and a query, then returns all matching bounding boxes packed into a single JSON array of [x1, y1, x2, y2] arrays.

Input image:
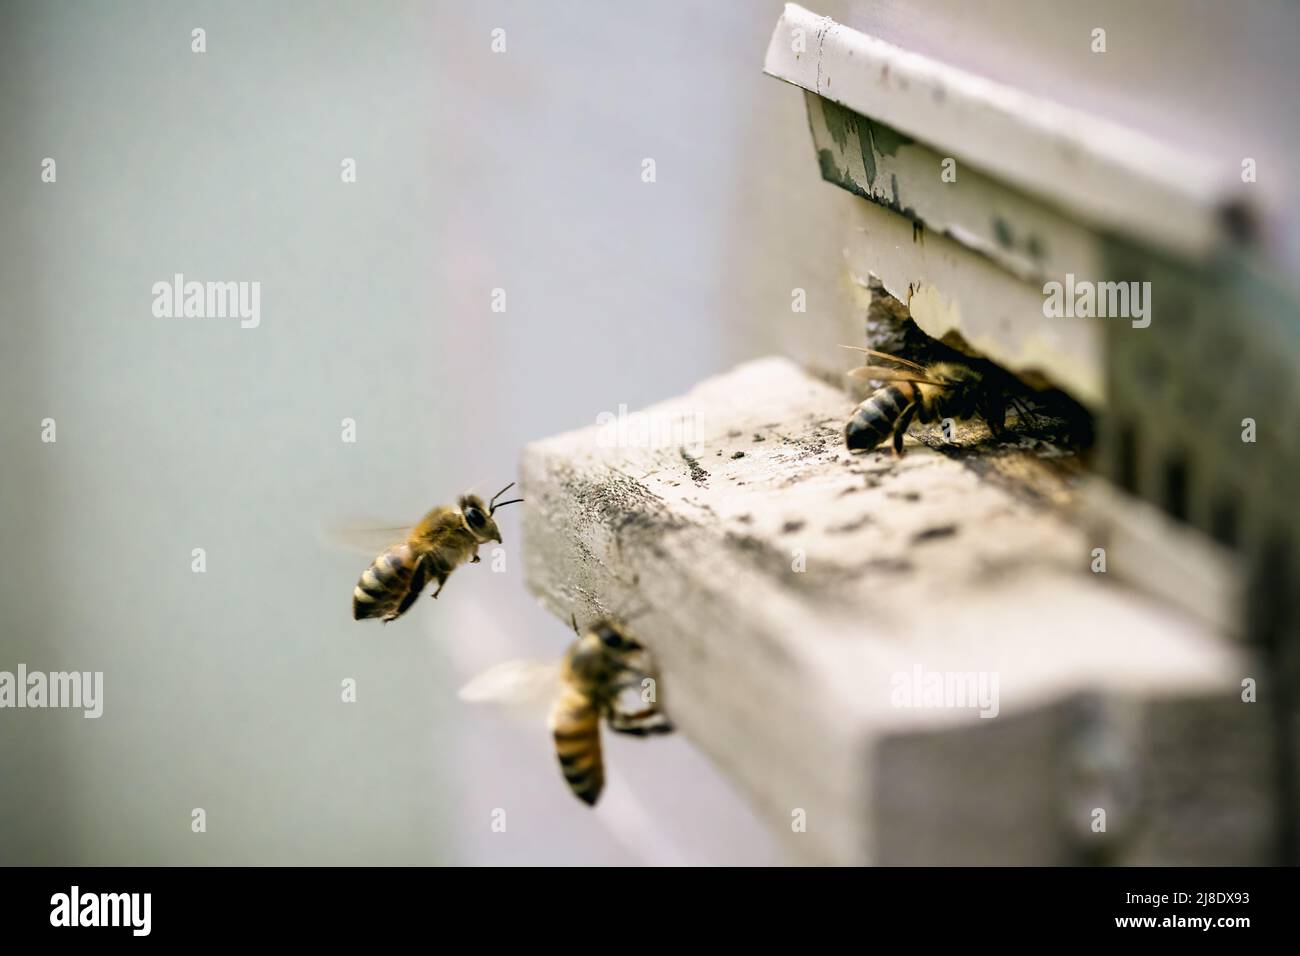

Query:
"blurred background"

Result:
[[0, 0, 852, 866]]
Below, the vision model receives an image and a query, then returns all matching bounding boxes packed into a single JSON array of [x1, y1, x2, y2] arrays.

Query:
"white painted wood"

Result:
[[520, 358, 1271, 864], [764, 3, 1237, 261], [800, 88, 1104, 283], [841, 197, 1105, 406]]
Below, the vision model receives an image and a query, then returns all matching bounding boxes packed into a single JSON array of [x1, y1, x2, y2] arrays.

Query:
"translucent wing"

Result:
[[838, 344, 928, 371], [320, 522, 412, 556], [458, 659, 561, 717], [847, 365, 946, 387]]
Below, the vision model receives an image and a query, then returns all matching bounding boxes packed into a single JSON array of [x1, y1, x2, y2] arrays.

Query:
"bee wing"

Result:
[[838, 344, 928, 371], [847, 365, 947, 387], [320, 522, 413, 556], [458, 659, 561, 716]]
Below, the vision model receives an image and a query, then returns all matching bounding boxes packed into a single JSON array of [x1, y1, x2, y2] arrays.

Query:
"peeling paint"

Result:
[[817, 98, 918, 208], [992, 216, 1015, 249], [856, 115, 877, 188], [816, 147, 842, 185], [865, 118, 912, 158], [821, 96, 851, 152], [906, 282, 963, 345]]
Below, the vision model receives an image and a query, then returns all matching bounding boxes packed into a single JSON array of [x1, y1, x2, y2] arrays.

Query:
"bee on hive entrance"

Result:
[[841, 345, 1024, 456]]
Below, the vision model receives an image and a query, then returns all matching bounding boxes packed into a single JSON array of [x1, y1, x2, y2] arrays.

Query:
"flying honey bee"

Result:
[[458, 617, 673, 806], [549, 619, 674, 805], [350, 482, 523, 623], [841, 345, 1021, 456]]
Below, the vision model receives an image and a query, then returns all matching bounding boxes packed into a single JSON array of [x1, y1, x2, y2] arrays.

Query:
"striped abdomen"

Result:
[[845, 382, 919, 451], [352, 542, 428, 623], [549, 686, 604, 806]]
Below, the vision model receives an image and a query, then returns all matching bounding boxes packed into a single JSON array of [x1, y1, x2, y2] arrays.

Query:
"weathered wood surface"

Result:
[[520, 358, 1275, 864]]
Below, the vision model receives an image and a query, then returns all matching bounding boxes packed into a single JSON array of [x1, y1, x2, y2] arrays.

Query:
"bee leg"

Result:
[[471, 553, 481, 564], [1010, 397, 1040, 430], [891, 402, 919, 457], [429, 573, 448, 599], [609, 707, 674, 736], [986, 409, 1008, 442]]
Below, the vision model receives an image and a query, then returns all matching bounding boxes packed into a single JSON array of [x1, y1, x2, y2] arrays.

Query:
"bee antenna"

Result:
[[570, 613, 580, 636], [488, 481, 523, 513]]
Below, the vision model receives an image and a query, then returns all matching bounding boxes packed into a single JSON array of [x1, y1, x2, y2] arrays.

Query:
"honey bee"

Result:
[[351, 482, 523, 623], [550, 619, 674, 805], [841, 345, 1016, 456], [458, 617, 673, 806]]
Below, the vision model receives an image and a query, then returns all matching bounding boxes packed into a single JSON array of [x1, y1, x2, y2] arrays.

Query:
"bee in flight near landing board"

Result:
[[332, 482, 524, 624], [841, 345, 1031, 456], [459, 617, 674, 806]]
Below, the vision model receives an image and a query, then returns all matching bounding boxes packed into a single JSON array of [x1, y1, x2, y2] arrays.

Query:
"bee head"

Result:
[[591, 620, 644, 655], [460, 481, 524, 544], [458, 494, 501, 544], [568, 618, 653, 687]]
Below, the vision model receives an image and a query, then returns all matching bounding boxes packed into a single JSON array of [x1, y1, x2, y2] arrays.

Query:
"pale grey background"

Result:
[[0, 0, 842, 866]]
